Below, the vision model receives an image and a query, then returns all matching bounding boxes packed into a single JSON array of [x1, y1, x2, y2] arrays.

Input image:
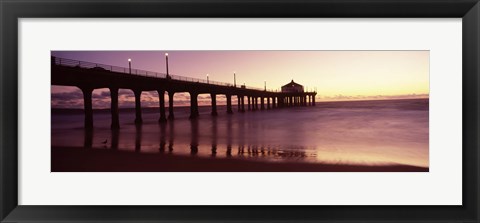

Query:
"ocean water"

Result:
[[51, 98, 429, 167]]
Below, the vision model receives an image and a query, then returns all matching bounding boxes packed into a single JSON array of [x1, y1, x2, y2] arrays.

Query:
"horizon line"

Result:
[[51, 97, 429, 110]]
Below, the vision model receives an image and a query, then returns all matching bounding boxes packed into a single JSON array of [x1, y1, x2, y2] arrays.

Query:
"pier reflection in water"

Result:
[[74, 112, 315, 163], [158, 122, 166, 152], [112, 129, 119, 150], [135, 124, 142, 152], [190, 119, 199, 155], [211, 117, 217, 157]]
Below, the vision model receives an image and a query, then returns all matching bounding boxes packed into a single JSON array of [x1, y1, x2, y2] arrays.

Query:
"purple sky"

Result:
[[51, 51, 429, 109]]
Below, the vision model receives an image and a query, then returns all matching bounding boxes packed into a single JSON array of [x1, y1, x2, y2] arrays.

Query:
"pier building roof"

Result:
[[282, 80, 303, 88]]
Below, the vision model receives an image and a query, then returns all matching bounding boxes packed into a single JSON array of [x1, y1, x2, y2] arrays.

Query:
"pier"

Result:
[[51, 56, 317, 130]]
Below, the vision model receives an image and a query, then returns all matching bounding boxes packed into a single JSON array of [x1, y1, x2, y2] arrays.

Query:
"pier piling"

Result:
[[226, 94, 233, 114], [189, 92, 199, 119], [158, 90, 167, 122], [81, 87, 94, 130], [211, 93, 218, 116], [168, 91, 175, 120], [110, 87, 120, 129], [134, 90, 143, 124]]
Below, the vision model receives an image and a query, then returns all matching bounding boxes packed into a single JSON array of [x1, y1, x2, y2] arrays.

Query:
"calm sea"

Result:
[[51, 98, 429, 167]]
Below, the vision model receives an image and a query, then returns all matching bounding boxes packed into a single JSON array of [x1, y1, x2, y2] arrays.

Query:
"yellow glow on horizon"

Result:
[[242, 51, 430, 98]]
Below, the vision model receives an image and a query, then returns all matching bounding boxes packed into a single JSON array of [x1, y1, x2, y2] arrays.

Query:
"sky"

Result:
[[51, 51, 429, 109]]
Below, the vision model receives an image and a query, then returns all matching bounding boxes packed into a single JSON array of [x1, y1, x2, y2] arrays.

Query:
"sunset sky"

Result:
[[51, 51, 429, 108]]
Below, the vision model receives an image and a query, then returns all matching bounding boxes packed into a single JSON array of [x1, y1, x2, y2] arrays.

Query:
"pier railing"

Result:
[[53, 57, 269, 91]]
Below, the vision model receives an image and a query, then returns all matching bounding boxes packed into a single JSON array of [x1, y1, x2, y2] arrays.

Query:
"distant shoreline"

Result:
[[52, 146, 429, 172], [315, 96, 429, 103]]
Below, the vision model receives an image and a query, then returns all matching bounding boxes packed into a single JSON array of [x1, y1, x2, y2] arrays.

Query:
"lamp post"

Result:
[[128, 58, 132, 74], [234, 71, 236, 87], [264, 80, 266, 91], [207, 74, 209, 84], [165, 53, 169, 78]]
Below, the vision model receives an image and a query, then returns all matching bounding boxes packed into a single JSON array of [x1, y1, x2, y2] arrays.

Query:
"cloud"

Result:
[[51, 91, 83, 101], [52, 89, 193, 109], [100, 91, 111, 97], [51, 91, 84, 108], [92, 93, 105, 99], [143, 91, 159, 97], [118, 89, 134, 97]]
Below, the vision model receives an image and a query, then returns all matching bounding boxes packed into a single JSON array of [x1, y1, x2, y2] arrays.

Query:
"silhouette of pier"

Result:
[[51, 56, 317, 130]]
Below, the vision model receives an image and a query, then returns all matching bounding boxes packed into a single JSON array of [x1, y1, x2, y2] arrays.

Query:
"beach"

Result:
[[52, 146, 428, 172]]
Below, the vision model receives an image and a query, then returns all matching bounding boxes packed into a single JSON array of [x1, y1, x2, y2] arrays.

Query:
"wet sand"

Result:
[[52, 147, 429, 172]]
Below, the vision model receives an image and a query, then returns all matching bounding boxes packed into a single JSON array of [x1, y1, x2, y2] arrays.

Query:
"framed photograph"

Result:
[[1, 0, 479, 222]]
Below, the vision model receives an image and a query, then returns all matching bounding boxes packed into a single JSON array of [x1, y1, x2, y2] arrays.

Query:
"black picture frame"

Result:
[[1, 0, 479, 222]]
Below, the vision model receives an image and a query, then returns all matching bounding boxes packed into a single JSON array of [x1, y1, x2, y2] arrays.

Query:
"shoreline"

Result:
[[52, 146, 429, 172]]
